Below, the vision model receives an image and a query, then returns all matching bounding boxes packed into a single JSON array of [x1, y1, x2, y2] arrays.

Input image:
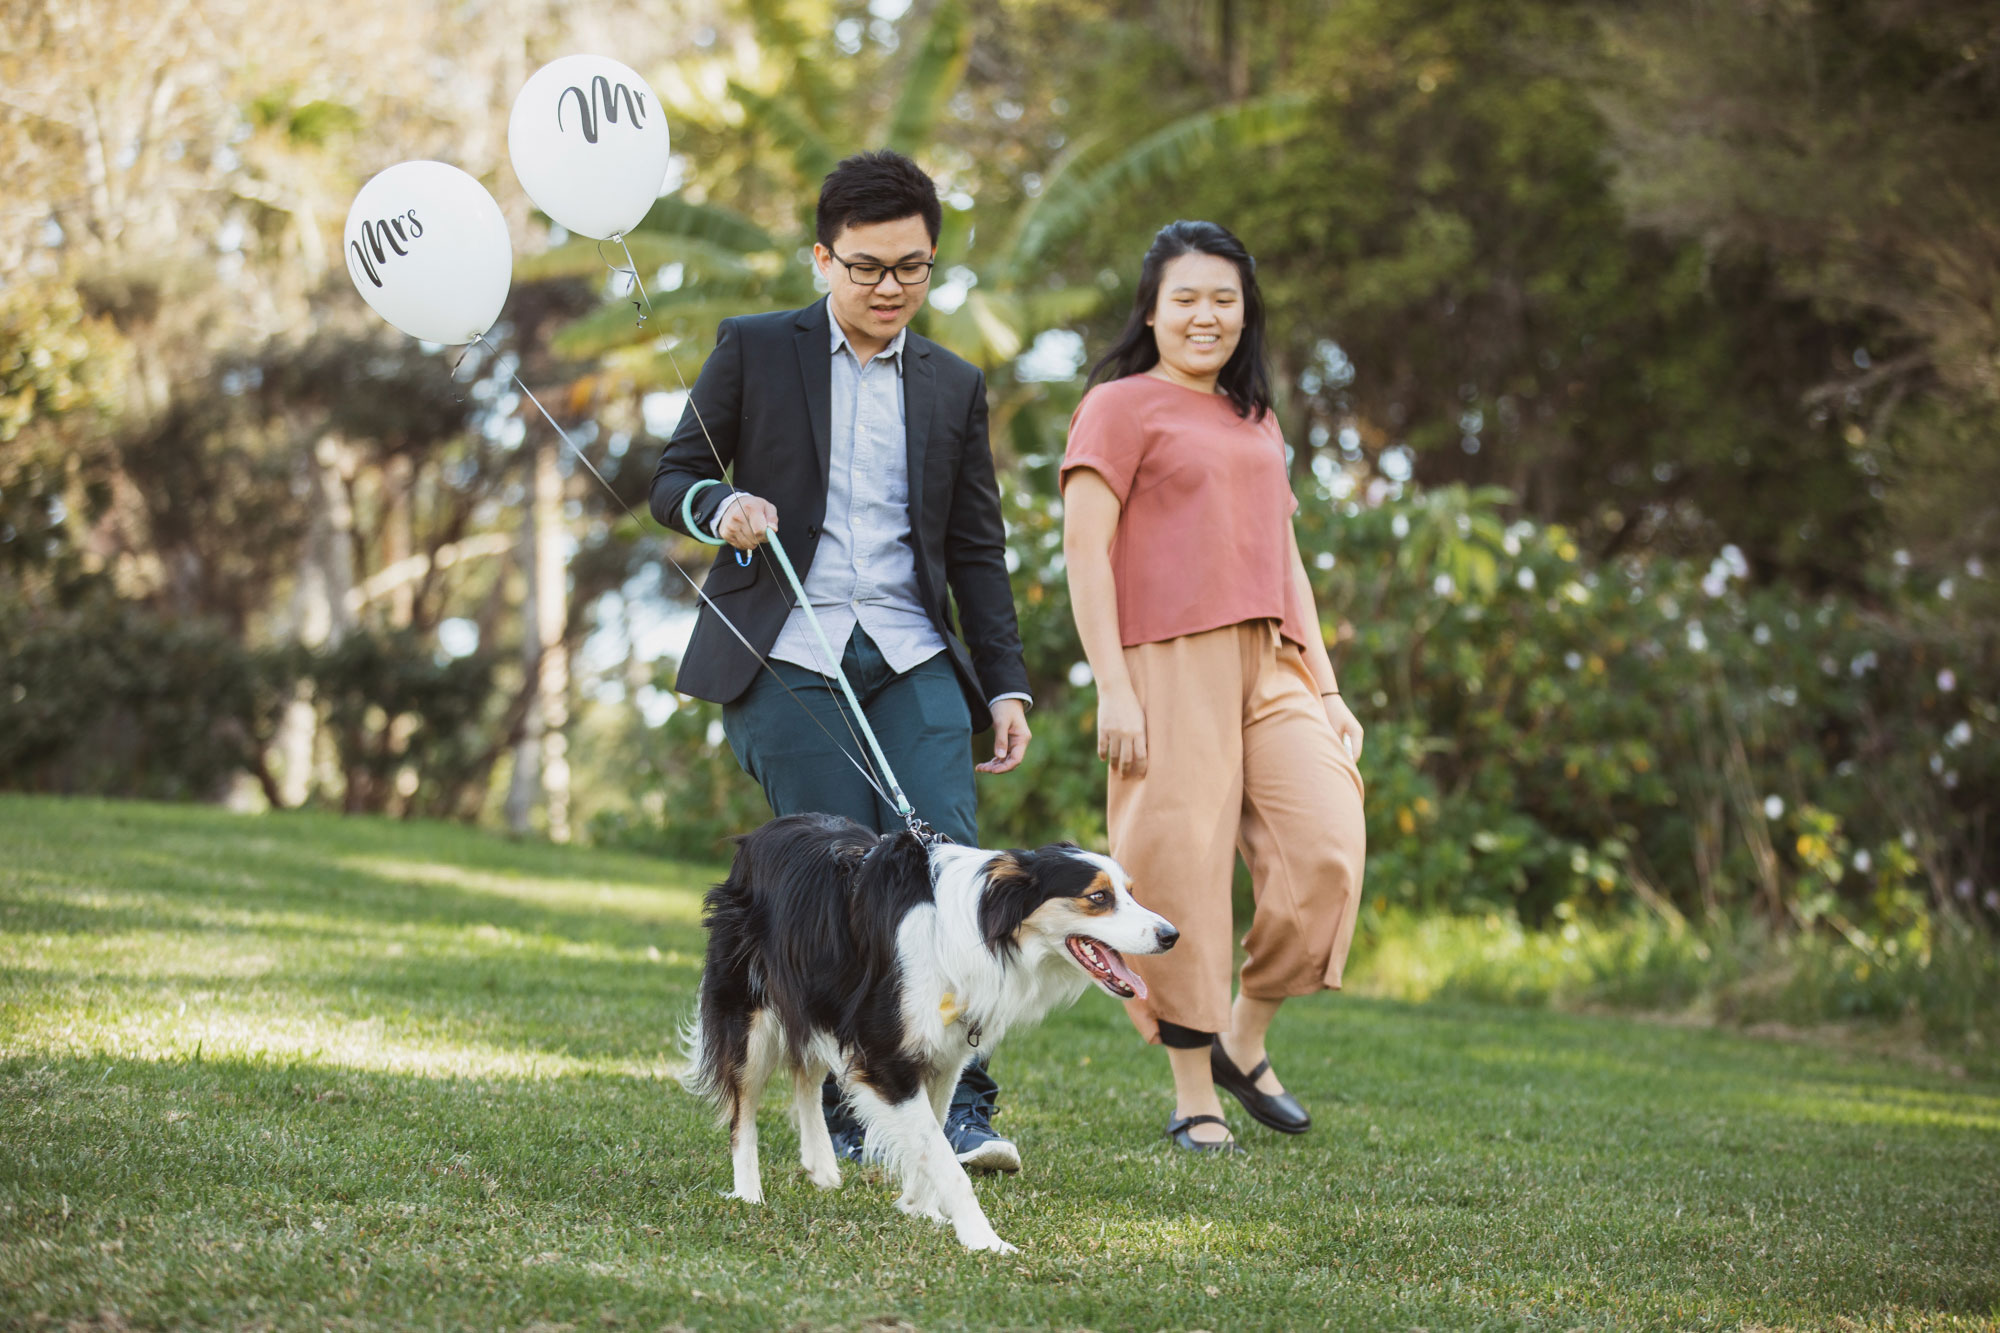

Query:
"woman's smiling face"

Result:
[[1148, 252, 1244, 385]]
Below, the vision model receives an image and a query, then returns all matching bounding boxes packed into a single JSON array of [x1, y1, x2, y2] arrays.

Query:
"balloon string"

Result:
[[610, 232, 657, 327], [595, 234, 896, 809], [486, 334, 896, 811]]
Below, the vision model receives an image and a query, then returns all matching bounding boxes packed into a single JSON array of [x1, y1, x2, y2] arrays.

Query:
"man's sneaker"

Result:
[[944, 1080, 1021, 1174], [824, 1076, 868, 1163], [828, 1117, 867, 1164]]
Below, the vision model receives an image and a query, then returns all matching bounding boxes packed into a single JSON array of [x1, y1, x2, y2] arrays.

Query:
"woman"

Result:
[[1061, 220, 1366, 1153]]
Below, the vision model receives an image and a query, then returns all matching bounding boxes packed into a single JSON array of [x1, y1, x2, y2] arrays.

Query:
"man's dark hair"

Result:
[[815, 150, 942, 250]]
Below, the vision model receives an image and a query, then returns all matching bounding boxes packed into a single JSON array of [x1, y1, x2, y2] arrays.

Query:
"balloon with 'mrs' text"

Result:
[[508, 54, 672, 240], [343, 161, 512, 345]]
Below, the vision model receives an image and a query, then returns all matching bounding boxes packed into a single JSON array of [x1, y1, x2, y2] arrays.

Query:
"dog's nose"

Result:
[[1155, 923, 1179, 951]]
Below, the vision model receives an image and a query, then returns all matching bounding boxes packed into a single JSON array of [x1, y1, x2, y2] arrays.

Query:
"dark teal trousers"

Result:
[[720, 627, 979, 845]]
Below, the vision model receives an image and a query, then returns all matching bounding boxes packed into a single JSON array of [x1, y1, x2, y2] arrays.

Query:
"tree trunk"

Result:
[[504, 495, 542, 836], [503, 430, 571, 841], [531, 430, 572, 844], [1218, 0, 1249, 100], [272, 434, 356, 808], [382, 452, 415, 628]]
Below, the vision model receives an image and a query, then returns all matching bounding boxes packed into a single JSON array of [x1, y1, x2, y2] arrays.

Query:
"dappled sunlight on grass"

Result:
[[1745, 1083, 2000, 1134], [341, 855, 708, 927], [1444, 1027, 2000, 1134], [5, 1000, 680, 1081]]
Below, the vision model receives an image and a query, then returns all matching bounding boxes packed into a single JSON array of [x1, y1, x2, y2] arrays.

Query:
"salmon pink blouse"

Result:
[[1060, 373, 1314, 650]]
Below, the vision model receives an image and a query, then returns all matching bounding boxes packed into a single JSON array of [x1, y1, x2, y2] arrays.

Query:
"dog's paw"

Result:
[[958, 1229, 1017, 1254], [722, 1187, 764, 1205], [802, 1164, 841, 1191]]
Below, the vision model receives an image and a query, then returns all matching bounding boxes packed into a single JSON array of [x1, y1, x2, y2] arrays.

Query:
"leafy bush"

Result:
[[0, 594, 282, 800], [0, 599, 502, 815], [585, 698, 771, 862], [306, 629, 500, 819]]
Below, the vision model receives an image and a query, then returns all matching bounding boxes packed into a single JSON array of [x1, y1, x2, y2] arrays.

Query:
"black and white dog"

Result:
[[683, 813, 1178, 1252]]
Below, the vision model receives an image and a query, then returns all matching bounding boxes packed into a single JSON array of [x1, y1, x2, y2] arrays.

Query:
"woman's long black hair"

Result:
[[1087, 220, 1273, 420]]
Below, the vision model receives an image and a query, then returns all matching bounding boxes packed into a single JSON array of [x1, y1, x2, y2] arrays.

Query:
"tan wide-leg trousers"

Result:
[[1110, 620, 1367, 1040]]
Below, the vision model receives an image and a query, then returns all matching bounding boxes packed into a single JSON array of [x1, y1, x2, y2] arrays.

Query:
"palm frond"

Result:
[[742, 0, 841, 128], [731, 81, 840, 185], [1017, 284, 1106, 329], [552, 286, 772, 359], [1013, 94, 1310, 269], [885, 0, 970, 156], [515, 234, 757, 284], [986, 129, 1110, 277], [628, 197, 777, 255]]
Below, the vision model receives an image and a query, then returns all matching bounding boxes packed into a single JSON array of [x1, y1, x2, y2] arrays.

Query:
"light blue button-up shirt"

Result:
[[767, 321, 948, 676]]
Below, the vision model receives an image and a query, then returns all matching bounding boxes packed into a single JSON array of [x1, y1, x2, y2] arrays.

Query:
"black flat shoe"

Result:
[[1165, 1113, 1245, 1154], [1211, 1038, 1311, 1134]]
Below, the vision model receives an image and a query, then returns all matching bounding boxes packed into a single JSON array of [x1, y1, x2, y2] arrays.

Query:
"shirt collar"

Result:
[[829, 311, 907, 372]]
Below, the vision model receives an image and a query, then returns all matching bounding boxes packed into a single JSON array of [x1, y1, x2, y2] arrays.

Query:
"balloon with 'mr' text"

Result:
[[508, 54, 672, 240], [344, 161, 513, 345]]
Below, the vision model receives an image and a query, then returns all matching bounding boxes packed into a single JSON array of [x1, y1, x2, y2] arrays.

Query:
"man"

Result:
[[651, 150, 1034, 1172]]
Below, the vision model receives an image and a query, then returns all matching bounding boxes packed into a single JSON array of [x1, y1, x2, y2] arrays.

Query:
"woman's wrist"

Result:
[[1100, 679, 1140, 706]]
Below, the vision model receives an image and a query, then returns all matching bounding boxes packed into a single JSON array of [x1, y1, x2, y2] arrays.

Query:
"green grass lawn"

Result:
[[2, 796, 1995, 1332]]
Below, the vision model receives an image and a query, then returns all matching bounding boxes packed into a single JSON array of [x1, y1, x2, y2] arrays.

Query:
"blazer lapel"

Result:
[[903, 338, 935, 537], [793, 300, 833, 485]]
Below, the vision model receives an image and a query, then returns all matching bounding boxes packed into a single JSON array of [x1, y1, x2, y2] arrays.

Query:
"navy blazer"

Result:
[[649, 299, 1029, 727]]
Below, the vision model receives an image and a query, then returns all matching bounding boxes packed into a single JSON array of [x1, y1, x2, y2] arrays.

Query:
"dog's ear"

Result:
[[978, 849, 1047, 956]]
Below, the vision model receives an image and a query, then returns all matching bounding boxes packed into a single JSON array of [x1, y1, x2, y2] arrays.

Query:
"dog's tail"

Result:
[[682, 847, 763, 1125], [675, 1007, 713, 1102]]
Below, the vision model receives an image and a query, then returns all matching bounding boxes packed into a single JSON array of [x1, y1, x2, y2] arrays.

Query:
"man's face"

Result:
[[814, 214, 935, 347]]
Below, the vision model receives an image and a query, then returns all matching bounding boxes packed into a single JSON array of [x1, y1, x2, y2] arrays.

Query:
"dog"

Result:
[[682, 812, 1178, 1252]]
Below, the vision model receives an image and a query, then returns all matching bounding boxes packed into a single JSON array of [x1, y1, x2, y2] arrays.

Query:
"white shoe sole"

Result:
[[955, 1138, 1021, 1174]]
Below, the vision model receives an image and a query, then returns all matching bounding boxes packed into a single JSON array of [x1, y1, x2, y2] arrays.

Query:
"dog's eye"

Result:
[[1087, 890, 1112, 906]]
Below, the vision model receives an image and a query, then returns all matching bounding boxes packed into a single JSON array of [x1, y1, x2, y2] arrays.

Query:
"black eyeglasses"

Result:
[[827, 249, 935, 287]]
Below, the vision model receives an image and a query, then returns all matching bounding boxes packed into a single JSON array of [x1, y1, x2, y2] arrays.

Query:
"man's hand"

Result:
[[1323, 693, 1365, 760], [977, 698, 1032, 774], [716, 493, 780, 551]]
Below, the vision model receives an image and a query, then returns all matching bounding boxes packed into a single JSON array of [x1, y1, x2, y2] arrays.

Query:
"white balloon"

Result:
[[344, 162, 512, 345], [508, 54, 672, 240]]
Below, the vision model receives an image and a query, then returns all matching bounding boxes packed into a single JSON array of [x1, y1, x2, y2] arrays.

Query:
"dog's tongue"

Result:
[[1102, 946, 1147, 1000]]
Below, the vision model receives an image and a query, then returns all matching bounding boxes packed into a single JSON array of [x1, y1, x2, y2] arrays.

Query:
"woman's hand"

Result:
[[1323, 693, 1364, 760], [1097, 686, 1149, 778]]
